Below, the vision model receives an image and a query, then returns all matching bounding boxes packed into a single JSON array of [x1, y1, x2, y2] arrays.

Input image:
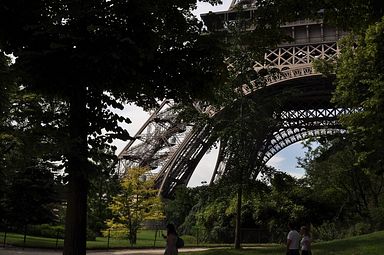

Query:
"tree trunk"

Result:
[[234, 182, 242, 249], [63, 86, 89, 255]]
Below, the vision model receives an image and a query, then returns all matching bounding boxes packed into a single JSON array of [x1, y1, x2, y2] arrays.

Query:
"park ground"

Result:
[[0, 247, 208, 255], [1, 230, 384, 255]]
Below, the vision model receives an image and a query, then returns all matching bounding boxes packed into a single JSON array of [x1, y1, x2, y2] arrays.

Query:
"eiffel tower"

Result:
[[118, 0, 350, 197]]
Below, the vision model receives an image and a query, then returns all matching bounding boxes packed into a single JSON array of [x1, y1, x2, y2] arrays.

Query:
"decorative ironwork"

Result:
[[117, 6, 350, 197], [254, 43, 339, 71], [209, 107, 350, 183]]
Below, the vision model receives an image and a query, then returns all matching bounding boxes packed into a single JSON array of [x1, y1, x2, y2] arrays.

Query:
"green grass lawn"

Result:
[[180, 231, 384, 255], [2, 230, 384, 254], [0, 229, 169, 249], [0, 228, 211, 249], [0, 232, 64, 249]]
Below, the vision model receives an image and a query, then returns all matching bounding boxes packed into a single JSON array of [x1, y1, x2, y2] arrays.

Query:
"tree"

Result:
[[201, 6, 289, 246], [105, 167, 164, 244], [0, 53, 15, 224], [163, 186, 199, 229], [183, 168, 311, 244], [0, 53, 14, 116], [299, 138, 384, 230], [4, 162, 59, 227], [192, 183, 237, 243], [0, 1, 228, 253], [87, 149, 120, 236], [0, 84, 65, 228], [332, 19, 384, 175]]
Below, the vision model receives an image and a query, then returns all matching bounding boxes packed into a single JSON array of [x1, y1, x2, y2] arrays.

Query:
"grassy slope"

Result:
[[312, 231, 384, 255], [181, 231, 384, 255]]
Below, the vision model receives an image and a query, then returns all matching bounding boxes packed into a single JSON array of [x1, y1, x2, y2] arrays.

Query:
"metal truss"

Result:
[[149, 96, 352, 195], [254, 42, 339, 71], [153, 124, 215, 197], [202, 65, 322, 117], [117, 100, 191, 174], [117, 6, 350, 197], [201, 42, 339, 116], [209, 107, 349, 183], [263, 66, 318, 86], [118, 73, 346, 197], [261, 108, 347, 163]]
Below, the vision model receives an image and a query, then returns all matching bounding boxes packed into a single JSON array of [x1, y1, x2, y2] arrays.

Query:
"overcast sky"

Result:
[[114, 0, 307, 187]]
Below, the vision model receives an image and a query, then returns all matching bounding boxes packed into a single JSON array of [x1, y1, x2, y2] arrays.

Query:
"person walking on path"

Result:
[[300, 226, 312, 255], [162, 223, 178, 255], [286, 222, 300, 255]]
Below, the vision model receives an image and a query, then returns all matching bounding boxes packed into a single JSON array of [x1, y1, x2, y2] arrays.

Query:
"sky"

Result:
[[114, 0, 308, 187], [193, 0, 233, 15]]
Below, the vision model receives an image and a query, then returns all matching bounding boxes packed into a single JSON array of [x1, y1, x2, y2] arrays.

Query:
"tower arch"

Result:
[[153, 73, 349, 197], [118, 8, 350, 197]]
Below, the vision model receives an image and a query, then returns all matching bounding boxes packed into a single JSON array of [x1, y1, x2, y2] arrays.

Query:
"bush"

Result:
[[312, 221, 341, 241], [28, 224, 65, 239], [208, 225, 234, 243], [87, 228, 97, 241], [102, 228, 129, 239], [347, 222, 372, 237], [370, 206, 384, 230]]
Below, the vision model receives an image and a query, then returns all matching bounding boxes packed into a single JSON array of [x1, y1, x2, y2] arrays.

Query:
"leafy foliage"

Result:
[[163, 186, 200, 229], [87, 151, 120, 236], [105, 167, 164, 244], [0, 53, 15, 116], [177, 169, 329, 243], [332, 19, 384, 175], [299, 138, 384, 231], [2, 163, 59, 227], [0, 85, 64, 227], [0, 0, 231, 252]]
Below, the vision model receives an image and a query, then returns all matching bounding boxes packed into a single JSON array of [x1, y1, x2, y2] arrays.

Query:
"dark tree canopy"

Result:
[[0, 0, 227, 105], [4, 163, 59, 226], [0, 1, 229, 254], [0, 84, 65, 228], [332, 19, 384, 174]]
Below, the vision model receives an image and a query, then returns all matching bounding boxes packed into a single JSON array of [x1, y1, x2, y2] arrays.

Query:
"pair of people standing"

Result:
[[286, 223, 312, 255]]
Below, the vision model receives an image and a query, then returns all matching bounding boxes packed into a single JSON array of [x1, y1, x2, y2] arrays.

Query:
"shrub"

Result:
[[370, 206, 384, 230], [87, 228, 97, 241], [102, 228, 129, 239], [312, 221, 341, 241], [347, 222, 372, 237], [28, 224, 65, 239]]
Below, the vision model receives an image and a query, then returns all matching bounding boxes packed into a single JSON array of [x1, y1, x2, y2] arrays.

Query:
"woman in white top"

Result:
[[300, 226, 312, 255]]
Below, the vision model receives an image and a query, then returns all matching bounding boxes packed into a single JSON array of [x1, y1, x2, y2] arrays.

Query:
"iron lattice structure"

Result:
[[118, 5, 350, 197], [117, 100, 190, 173]]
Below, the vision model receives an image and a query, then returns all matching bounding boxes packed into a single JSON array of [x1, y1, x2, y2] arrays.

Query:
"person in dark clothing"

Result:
[[162, 223, 178, 255]]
